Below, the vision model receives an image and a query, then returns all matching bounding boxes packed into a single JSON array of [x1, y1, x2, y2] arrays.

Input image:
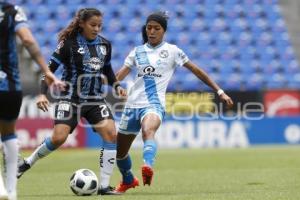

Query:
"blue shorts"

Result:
[[118, 106, 165, 135]]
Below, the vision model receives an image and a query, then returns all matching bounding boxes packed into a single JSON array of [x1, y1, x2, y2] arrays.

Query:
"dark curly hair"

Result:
[[58, 8, 102, 42]]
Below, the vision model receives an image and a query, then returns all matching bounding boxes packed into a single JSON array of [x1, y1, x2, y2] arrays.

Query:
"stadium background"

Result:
[[7, 0, 300, 149]]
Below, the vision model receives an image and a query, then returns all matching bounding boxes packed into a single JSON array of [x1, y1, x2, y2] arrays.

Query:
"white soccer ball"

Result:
[[69, 169, 98, 196]]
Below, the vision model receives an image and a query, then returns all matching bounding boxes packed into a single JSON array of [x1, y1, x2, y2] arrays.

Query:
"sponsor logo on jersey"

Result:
[[143, 65, 155, 73], [84, 57, 104, 71], [138, 65, 162, 78], [77, 47, 85, 54]]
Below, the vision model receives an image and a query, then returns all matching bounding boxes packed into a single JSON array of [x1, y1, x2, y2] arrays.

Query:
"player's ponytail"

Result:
[[142, 25, 148, 44], [58, 8, 102, 42]]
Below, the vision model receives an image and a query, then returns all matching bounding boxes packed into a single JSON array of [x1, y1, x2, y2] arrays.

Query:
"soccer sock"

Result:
[[1, 134, 18, 195], [99, 141, 116, 189], [117, 154, 134, 184], [26, 137, 57, 166], [143, 139, 157, 167], [0, 165, 8, 196]]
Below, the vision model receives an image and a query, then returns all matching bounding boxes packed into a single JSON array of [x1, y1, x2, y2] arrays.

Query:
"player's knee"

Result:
[[51, 133, 68, 147], [101, 130, 117, 144], [142, 127, 156, 140]]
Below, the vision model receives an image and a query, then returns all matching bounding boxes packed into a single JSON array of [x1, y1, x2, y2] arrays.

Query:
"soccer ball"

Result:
[[69, 169, 98, 196]]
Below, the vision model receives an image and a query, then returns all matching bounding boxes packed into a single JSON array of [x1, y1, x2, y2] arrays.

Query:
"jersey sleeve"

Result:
[[48, 40, 69, 71], [103, 42, 118, 86], [174, 46, 189, 66], [40, 41, 68, 94], [124, 48, 136, 68], [13, 6, 29, 32]]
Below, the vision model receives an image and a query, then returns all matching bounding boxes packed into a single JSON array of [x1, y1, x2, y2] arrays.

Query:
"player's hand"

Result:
[[116, 86, 127, 98], [219, 93, 234, 109], [44, 71, 66, 91], [36, 94, 50, 112]]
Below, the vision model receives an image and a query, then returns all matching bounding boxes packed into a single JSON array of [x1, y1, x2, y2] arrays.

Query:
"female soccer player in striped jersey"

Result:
[[114, 11, 234, 193], [17, 8, 126, 195]]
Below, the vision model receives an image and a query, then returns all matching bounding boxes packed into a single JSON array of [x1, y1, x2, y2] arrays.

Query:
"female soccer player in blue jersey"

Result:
[[0, 1, 64, 199], [17, 8, 126, 195], [113, 11, 234, 193]]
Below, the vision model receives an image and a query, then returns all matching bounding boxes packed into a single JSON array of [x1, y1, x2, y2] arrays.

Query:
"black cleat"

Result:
[[17, 158, 31, 179], [97, 186, 121, 195]]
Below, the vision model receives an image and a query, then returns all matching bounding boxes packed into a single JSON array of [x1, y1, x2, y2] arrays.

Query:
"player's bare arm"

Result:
[[183, 61, 233, 108], [16, 27, 65, 90], [115, 66, 131, 81], [16, 27, 47, 70]]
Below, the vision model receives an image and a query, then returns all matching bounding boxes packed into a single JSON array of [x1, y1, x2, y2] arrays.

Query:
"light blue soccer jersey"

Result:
[[124, 42, 189, 109]]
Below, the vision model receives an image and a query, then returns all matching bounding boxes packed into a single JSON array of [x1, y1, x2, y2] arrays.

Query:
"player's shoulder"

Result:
[[98, 35, 111, 46], [61, 38, 73, 47], [164, 42, 179, 49], [162, 42, 183, 54]]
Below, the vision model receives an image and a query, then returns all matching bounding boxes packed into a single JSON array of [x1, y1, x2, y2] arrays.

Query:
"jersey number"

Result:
[[99, 105, 109, 118]]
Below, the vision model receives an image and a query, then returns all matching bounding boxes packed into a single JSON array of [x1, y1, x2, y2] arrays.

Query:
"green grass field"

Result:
[[13, 146, 300, 200]]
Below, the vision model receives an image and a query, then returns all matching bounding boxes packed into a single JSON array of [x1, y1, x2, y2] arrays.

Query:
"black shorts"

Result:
[[0, 91, 23, 121], [54, 100, 114, 133]]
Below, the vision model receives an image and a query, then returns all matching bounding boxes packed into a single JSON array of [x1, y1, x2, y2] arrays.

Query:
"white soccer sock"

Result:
[[2, 136, 18, 195], [0, 166, 8, 197], [26, 138, 56, 166], [99, 148, 116, 188]]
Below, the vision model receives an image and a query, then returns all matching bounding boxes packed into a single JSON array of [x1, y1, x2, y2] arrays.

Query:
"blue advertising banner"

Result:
[[85, 117, 300, 148]]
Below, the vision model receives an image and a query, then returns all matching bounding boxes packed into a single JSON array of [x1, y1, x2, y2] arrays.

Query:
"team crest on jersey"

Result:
[[159, 50, 169, 58], [100, 45, 107, 55]]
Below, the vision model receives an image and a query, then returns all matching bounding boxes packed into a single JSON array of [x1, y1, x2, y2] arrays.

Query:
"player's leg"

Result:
[[18, 101, 77, 178], [0, 165, 8, 200], [0, 121, 18, 200], [17, 124, 72, 178], [114, 108, 141, 193], [140, 107, 164, 186], [0, 91, 22, 200], [83, 102, 118, 195], [93, 119, 118, 195], [114, 133, 139, 193]]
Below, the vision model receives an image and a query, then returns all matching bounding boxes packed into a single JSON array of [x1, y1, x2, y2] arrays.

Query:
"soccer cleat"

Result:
[[17, 158, 31, 179], [114, 177, 139, 193], [97, 186, 121, 195], [141, 165, 154, 186]]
